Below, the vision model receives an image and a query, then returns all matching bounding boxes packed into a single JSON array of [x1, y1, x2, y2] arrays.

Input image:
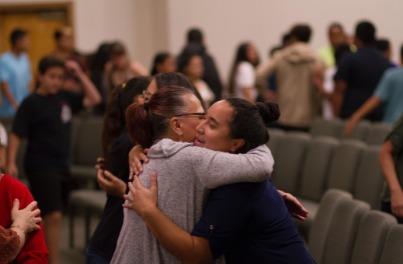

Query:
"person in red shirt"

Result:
[[0, 173, 48, 263]]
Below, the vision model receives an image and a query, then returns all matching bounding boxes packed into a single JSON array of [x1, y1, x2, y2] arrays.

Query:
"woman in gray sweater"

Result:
[[110, 86, 275, 264]]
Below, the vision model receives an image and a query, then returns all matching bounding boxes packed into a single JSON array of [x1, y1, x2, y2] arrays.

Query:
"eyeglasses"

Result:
[[176, 113, 206, 118], [143, 91, 154, 101]]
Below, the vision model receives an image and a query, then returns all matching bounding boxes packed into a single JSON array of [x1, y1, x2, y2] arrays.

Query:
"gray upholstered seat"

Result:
[[379, 225, 403, 264], [323, 199, 370, 264], [266, 128, 285, 160], [308, 189, 352, 264], [353, 146, 384, 210], [347, 120, 371, 142], [326, 139, 367, 193], [68, 189, 107, 248], [366, 122, 392, 145], [294, 136, 338, 240], [299, 136, 339, 202], [310, 118, 344, 138], [271, 132, 311, 194], [350, 211, 397, 264], [70, 116, 103, 183]]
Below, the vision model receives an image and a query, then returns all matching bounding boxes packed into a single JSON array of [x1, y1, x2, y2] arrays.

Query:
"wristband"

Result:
[[10, 225, 26, 234]]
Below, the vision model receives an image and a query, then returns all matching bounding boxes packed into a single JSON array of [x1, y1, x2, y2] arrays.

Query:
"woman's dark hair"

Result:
[[102, 76, 151, 169], [91, 43, 111, 73], [228, 43, 260, 94], [38, 56, 65, 75], [225, 98, 280, 154], [151, 52, 171, 75], [109, 42, 126, 58], [126, 86, 198, 148], [154, 72, 205, 110], [375, 39, 390, 53], [334, 43, 352, 66]]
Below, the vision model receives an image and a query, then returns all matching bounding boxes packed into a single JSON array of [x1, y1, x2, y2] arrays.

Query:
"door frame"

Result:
[[0, 2, 74, 41]]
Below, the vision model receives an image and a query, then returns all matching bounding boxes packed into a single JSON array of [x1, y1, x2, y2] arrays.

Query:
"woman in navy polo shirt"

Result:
[[125, 98, 315, 264]]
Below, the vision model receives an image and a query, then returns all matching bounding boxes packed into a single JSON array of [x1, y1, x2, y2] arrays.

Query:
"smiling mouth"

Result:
[[195, 138, 205, 145]]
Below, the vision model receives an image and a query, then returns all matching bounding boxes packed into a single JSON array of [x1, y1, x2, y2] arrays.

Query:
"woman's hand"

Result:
[[94, 157, 105, 170], [278, 190, 308, 221], [129, 146, 149, 180], [97, 169, 127, 198], [123, 173, 158, 217], [11, 200, 41, 233]]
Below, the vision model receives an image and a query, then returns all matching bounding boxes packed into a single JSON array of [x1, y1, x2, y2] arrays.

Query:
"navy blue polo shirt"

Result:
[[334, 46, 392, 121], [191, 179, 315, 264]]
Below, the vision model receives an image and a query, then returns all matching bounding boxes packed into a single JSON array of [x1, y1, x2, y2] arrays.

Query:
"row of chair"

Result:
[[309, 189, 400, 264], [309, 118, 392, 145], [267, 130, 385, 241]]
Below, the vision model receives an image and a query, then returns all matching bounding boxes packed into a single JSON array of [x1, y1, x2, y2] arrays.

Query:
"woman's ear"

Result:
[[170, 117, 183, 137], [230, 138, 245, 153]]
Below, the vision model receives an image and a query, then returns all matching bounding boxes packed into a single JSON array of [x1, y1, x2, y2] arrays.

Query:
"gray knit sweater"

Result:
[[111, 139, 274, 264]]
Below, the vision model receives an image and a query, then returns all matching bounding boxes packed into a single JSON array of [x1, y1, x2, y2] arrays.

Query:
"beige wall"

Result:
[[1, 0, 403, 82], [0, 0, 168, 70], [167, 0, 403, 86]]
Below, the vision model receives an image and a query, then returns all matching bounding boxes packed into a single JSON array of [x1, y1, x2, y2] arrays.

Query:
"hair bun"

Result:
[[256, 101, 280, 123]]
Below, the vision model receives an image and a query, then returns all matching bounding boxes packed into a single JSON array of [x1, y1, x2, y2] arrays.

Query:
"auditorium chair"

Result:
[[270, 132, 311, 194], [68, 189, 107, 248], [294, 136, 339, 239], [350, 211, 397, 264], [353, 146, 384, 210], [266, 128, 285, 160], [379, 225, 403, 264], [325, 139, 367, 193], [347, 120, 371, 142], [310, 118, 344, 138], [308, 189, 352, 264], [70, 116, 103, 187], [322, 199, 369, 264], [366, 122, 392, 145]]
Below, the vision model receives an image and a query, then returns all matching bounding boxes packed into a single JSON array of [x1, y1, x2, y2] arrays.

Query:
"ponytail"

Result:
[[126, 103, 153, 148]]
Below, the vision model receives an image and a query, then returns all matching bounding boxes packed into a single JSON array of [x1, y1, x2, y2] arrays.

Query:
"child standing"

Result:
[[6, 56, 101, 264]]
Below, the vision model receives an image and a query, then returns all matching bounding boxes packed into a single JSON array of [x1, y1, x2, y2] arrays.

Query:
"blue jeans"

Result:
[[86, 245, 110, 264]]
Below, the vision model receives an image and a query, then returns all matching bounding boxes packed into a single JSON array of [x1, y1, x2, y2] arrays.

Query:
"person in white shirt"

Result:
[[228, 43, 260, 104], [0, 122, 8, 170]]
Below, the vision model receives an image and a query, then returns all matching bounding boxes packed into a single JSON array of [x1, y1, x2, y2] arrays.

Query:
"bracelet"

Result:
[[10, 225, 26, 234]]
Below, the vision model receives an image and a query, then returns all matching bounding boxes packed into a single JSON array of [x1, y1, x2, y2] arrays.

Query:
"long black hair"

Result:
[[150, 52, 172, 76], [228, 43, 260, 94], [226, 98, 280, 154], [102, 76, 151, 169]]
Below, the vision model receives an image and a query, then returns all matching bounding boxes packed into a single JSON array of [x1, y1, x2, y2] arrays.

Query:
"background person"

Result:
[[343, 44, 403, 136], [228, 42, 260, 104], [332, 21, 393, 121], [179, 53, 215, 108], [50, 27, 87, 93], [256, 24, 325, 131], [317, 23, 347, 68], [0, 29, 32, 117], [380, 113, 403, 224], [86, 77, 151, 264], [150, 52, 177, 76], [6, 56, 100, 264], [178, 28, 223, 101], [106, 42, 149, 90]]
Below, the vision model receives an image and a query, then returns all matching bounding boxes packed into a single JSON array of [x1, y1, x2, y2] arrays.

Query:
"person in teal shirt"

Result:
[[343, 44, 403, 136], [0, 29, 32, 117], [317, 23, 347, 68]]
